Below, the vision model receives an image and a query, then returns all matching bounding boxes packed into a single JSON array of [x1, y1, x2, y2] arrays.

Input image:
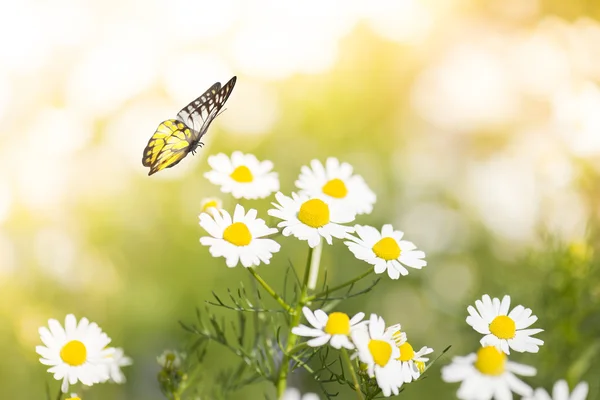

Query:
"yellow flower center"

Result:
[[324, 312, 351, 335], [223, 222, 252, 246], [201, 200, 220, 213], [489, 315, 516, 339], [372, 237, 401, 261], [368, 339, 393, 367], [60, 340, 87, 366], [297, 199, 330, 228], [322, 178, 348, 198], [66, 397, 81, 400], [230, 165, 254, 183], [398, 342, 415, 362], [475, 346, 506, 376], [415, 360, 426, 373]]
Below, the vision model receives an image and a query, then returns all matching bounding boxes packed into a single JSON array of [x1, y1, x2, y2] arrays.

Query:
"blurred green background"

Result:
[[1, 0, 600, 398]]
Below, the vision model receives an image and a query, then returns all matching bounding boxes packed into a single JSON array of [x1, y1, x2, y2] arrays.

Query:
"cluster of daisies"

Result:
[[441, 294, 589, 400], [197, 152, 434, 397], [293, 308, 434, 397], [199, 151, 426, 279], [36, 314, 132, 397]]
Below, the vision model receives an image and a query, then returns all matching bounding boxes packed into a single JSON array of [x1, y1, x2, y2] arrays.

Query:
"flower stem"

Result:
[[342, 348, 364, 400], [247, 267, 293, 313], [307, 268, 374, 301], [307, 241, 323, 290], [275, 246, 317, 397], [55, 387, 63, 400]]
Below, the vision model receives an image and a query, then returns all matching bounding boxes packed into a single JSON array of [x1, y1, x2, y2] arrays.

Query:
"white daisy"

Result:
[[523, 380, 589, 400], [104, 347, 132, 384], [204, 151, 279, 199], [345, 224, 427, 280], [396, 341, 434, 383], [268, 192, 355, 248], [66, 394, 81, 400], [280, 388, 320, 400], [199, 197, 222, 214], [291, 307, 365, 349], [351, 314, 404, 397], [199, 204, 281, 268], [466, 294, 544, 354], [441, 346, 536, 400], [157, 350, 185, 369], [295, 157, 376, 215], [36, 314, 113, 393]]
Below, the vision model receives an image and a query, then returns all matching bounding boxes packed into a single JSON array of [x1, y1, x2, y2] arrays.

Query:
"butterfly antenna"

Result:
[[216, 107, 228, 118]]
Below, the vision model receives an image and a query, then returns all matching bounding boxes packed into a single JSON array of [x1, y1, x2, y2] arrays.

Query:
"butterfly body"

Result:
[[142, 76, 237, 175]]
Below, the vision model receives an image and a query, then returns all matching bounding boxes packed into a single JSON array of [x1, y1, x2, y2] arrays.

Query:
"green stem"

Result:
[[307, 241, 323, 290], [307, 268, 374, 302], [247, 267, 293, 313], [342, 348, 364, 400], [275, 246, 316, 397], [55, 387, 63, 400]]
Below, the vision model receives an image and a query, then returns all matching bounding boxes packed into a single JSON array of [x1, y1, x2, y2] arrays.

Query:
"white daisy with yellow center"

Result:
[[292, 307, 365, 349], [524, 380, 589, 400], [199, 197, 223, 214], [36, 314, 113, 393], [204, 151, 279, 199], [199, 204, 280, 268], [441, 346, 536, 400], [295, 158, 376, 215], [396, 341, 434, 383], [104, 347, 132, 384], [66, 394, 81, 400], [351, 314, 404, 397], [345, 224, 426, 280], [467, 294, 544, 354], [268, 192, 355, 248]]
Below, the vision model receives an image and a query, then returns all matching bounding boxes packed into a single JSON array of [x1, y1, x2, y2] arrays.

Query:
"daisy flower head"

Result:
[[66, 394, 81, 400], [157, 350, 185, 369], [204, 151, 279, 199], [36, 314, 113, 393], [199, 204, 281, 268], [268, 192, 355, 248], [295, 157, 376, 215], [199, 197, 222, 214], [104, 347, 132, 384], [396, 341, 434, 383], [280, 388, 320, 400], [291, 307, 365, 349], [351, 314, 403, 397], [466, 294, 544, 354], [441, 345, 536, 400], [524, 380, 589, 400], [345, 224, 426, 279]]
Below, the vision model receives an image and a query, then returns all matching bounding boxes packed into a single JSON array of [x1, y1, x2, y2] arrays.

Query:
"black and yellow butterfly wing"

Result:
[[142, 119, 194, 175], [142, 76, 237, 176]]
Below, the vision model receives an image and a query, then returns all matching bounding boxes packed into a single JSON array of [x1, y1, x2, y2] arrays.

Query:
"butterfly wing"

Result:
[[176, 82, 221, 133], [186, 76, 238, 146], [142, 119, 193, 175]]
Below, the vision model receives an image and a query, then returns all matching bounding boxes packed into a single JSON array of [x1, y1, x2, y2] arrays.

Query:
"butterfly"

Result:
[[142, 76, 237, 175]]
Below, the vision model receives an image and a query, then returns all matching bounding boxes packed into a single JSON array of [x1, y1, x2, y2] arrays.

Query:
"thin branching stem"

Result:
[[307, 268, 374, 301], [247, 267, 294, 313], [276, 246, 316, 396], [341, 348, 364, 400]]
